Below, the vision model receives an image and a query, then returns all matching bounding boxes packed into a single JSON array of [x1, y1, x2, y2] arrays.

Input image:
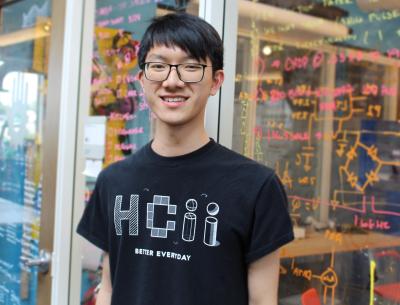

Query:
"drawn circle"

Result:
[[207, 202, 219, 216], [320, 268, 338, 288], [185, 199, 198, 212]]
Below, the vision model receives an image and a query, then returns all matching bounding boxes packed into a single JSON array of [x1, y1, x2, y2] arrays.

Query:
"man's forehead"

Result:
[[146, 44, 203, 61]]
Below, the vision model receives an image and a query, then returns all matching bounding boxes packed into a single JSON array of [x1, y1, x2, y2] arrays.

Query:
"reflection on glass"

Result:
[[0, 1, 51, 304], [80, 1, 199, 303], [233, 1, 400, 304]]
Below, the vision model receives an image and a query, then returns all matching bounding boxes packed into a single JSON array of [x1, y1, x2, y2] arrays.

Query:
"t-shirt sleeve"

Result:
[[76, 171, 109, 252], [245, 172, 294, 264]]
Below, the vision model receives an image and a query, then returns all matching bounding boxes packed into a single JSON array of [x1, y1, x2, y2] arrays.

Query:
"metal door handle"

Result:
[[21, 249, 52, 274]]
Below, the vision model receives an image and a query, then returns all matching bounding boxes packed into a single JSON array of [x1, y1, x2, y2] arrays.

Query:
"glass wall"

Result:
[[0, 0, 52, 304], [79, 1, 199, 304], [232, 1, 400, 304]]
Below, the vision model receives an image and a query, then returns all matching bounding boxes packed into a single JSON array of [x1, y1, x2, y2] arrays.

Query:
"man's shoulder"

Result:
[[212, 143, 275, 180], [97, 145, 147, 182]]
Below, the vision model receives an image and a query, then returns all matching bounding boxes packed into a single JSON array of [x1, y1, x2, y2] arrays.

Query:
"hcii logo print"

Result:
[[113, 194, 220, 247]]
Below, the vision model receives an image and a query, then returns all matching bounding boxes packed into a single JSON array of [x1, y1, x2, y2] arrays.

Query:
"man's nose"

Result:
[[162, 67, 185, 87]]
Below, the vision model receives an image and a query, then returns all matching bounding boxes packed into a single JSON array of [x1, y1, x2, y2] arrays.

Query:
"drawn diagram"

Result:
[[244, 86, 400, 221], [290, 251, 339, 305]]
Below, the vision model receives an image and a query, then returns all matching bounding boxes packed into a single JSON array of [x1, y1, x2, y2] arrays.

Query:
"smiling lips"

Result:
[[161, 96, 188, 107]]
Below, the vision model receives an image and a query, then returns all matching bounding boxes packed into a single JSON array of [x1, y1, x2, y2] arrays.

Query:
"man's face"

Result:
[[139, 44, 224, 127]]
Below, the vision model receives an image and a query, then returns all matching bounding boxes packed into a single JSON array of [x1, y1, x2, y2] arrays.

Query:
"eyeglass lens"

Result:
[[145, 63, 205, 83]]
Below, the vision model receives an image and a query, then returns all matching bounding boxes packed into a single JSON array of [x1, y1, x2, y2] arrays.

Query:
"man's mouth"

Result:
[[161, 96, 188, 103]]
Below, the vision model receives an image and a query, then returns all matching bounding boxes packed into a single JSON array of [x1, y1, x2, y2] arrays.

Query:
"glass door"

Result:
[[0, 1, 56, 304], [72, 1, 200, 304]]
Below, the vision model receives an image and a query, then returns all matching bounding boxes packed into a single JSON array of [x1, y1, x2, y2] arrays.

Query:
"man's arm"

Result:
[[96, 252, 112, 305], [247, 249, 280, 305]]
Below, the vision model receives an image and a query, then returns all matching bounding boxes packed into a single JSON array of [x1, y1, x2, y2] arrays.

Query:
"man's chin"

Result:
[[156, 116, 193, 128]]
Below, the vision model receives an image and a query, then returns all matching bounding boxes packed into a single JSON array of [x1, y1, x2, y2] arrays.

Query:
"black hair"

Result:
[[138, 13, 223, 73]]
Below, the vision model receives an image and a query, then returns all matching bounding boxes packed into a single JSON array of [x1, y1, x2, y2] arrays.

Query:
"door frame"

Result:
[[69, 0, 95, 304], [44, 0, 85, 304], [201, 0, 238, 146], [68, 0, 239, 303]]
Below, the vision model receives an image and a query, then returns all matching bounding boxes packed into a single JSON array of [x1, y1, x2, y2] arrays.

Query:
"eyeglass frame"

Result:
[[141, 62, 213, 83]]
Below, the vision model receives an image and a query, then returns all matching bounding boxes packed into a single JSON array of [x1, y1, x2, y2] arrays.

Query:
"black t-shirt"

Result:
[[77, 139, 294, 305]]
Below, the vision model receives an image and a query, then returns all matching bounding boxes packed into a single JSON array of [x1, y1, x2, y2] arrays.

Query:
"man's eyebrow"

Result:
[[146, 54, 166, 61], [146, 54, 198, 62]]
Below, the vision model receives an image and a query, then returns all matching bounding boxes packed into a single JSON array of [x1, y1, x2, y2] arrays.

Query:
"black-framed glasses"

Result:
[[142, 62, 212, 83]]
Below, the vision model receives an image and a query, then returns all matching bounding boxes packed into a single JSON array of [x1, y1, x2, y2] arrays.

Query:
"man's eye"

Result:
[[149, 64, 167, 70], [183, 64, 202, 71]]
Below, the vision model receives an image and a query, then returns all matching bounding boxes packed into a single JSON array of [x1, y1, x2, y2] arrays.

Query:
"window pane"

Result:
[[0, 0, 52, 304], [233, 1, 400, 304]]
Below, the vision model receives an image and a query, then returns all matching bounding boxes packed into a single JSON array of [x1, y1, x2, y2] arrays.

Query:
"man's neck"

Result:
[[151, 120, 210, 157]]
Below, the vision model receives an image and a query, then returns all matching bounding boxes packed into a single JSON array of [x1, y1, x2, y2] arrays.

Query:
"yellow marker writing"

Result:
[[370, 260, 376, 305]]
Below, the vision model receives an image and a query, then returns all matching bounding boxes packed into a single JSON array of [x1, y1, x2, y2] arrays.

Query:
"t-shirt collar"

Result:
[[143, 138, 216, 166]]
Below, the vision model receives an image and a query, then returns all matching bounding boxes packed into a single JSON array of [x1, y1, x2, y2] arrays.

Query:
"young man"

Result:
[[77, 13, 294, 305]]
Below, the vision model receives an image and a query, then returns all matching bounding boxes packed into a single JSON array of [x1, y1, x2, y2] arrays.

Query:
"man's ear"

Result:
[[138, 70, 145, 88], [210, 70, 225, 96]]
